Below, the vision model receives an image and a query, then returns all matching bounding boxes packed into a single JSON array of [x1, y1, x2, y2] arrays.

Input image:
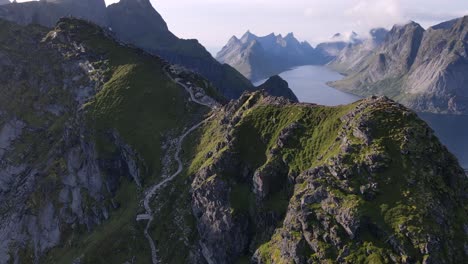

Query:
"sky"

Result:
[[17, 0, 468, 53]]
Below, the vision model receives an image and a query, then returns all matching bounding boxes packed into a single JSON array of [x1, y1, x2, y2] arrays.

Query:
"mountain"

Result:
[[0, 0, 254, 99], [1, 18, 467, 263], [0, 17, 222, 263], [256, 75, 299, 102], [0, 0, 109, 26], [216, 31, 319, 82], [330, 16, 468, 115], [329, 28, 389, 73], [106, 0, 253, 99], [316, 31, 361, 61], [0, 0, 10, 6]]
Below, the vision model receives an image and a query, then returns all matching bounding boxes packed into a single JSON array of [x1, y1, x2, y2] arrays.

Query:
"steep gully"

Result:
[[136, 70, 217, 264]]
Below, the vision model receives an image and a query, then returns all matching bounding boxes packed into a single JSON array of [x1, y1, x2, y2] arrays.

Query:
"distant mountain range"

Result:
[[216, 30, 377, 82], [329, 16, 468, 115], [0, 0, 254, 99], [216, 31, 323, 82]]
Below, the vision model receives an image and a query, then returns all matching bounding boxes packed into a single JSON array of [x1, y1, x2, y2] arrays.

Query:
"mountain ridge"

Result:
[[0, 0, 255, 99], [216, 31, 321, 82], [329, 16, 468, 115]]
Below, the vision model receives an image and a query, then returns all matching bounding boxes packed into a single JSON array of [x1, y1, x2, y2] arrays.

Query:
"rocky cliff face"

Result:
[[0, 17, 218, 263], [0, 18, 123, 263], [187, 92, 467, 264], [330, 16, 468, 115], [0, 0, 254, 100], [216, 31, 320, 82]]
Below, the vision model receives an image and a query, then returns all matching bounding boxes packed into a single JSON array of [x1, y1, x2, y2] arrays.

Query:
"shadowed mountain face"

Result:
[[0, 0, 254, 99], [330, 16, 468, 115], [0, 0, 109, 26], [216, 31, 322, 82], [256, 75, 299, 102]]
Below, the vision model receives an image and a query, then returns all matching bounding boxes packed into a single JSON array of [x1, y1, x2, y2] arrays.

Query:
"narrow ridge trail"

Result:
[[136, 71, 217, 264]]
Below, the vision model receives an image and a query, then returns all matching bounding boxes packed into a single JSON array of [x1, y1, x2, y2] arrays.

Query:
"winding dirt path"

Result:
[[136, 71, 215, 264]]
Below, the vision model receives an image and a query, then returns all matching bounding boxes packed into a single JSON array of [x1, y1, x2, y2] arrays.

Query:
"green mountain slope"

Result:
[[0, 17, 466, 264], [187, 92, 467, 264], [0, 17, 216, 263]]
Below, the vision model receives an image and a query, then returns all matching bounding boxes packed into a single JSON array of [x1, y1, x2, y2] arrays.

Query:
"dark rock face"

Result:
[[257, 75, 299, 102], [0, 18, 139, 262], [0, 0, 108, 26], [216, 31, 321, 82], [0, 0, 254, 100], [330, 16, 468, 115]]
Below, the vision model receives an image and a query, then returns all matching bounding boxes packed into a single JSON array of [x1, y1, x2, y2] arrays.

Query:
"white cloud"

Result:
[[343, 0, 406, 37]]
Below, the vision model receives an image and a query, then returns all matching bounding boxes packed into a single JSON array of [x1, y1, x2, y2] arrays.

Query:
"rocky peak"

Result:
[[257, 75, 299, 102], [283, 32, 301, 46], [226, 35, 240, 46], [450, 15, 468, 36], [107, 0, 169, 32], [285, 32, 295, 39], [387, 21, 425, 40], [240, 30, 258, 43], [384, 21, 425, 69], [370, 27, 389, 44]]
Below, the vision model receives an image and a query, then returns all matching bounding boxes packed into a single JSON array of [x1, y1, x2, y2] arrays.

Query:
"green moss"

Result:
[[235, 103, 356, 172]]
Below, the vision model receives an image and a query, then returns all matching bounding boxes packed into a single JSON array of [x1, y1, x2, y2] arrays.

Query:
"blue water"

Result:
[[256, 65, 468, 169], [255, 65, 361, 106], [418, 113, 468, 169]]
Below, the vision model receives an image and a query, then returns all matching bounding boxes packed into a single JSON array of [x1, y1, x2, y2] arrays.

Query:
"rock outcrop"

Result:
[[256, 75, 299, 102]]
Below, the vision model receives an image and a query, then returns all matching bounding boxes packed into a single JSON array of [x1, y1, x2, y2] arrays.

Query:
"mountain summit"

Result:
[[217, 31, 319, 81]]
